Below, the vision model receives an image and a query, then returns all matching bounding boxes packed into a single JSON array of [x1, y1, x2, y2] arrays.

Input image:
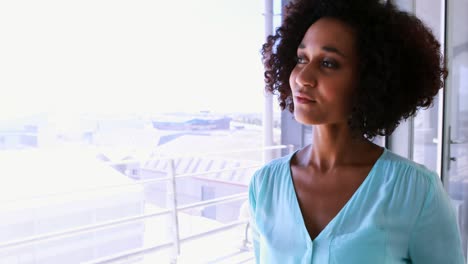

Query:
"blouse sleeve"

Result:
[[409, 172, 465, 264], [248, 170, 261, 263]]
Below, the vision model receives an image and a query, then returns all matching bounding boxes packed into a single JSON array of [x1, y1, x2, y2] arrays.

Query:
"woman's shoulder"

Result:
[[371, 150, 453, 231], [249, 152, 296, 192], [379, 149, 439, 182], [376, 149, 442, 198]]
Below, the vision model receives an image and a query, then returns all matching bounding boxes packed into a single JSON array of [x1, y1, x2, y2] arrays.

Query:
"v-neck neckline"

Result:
[[286, 148, 387, 243]]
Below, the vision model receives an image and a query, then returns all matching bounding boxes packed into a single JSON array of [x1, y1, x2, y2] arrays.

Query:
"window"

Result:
[[0, 1, 283, 263]]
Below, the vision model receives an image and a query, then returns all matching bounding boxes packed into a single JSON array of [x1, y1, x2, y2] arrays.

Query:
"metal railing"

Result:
[[83, 219, 250, 264], [0, 144, 294, 263]]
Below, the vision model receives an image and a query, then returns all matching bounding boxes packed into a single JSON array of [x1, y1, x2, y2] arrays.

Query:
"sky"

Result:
[[0, 0, 279, 120]]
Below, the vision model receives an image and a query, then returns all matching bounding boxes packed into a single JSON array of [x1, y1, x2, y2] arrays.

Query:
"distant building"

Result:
[[0, 115, 44, 149], [0, 126, 38, 149], [152, 114, 232, 131]]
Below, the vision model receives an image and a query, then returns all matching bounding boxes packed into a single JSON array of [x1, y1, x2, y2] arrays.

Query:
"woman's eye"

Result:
[[321, 59, 338, 69], [296, 56, 307, 64]]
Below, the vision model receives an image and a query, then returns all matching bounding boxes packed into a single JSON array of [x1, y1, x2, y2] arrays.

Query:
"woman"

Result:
[[248, 0, 464, 263]]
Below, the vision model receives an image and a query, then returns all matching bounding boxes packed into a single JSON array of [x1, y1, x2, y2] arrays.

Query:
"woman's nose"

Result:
[[295, 64, 317, 88]]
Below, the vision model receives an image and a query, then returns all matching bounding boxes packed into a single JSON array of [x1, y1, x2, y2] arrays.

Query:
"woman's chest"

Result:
[[256, 179, 414, 263], [291, 167, 370, 241]]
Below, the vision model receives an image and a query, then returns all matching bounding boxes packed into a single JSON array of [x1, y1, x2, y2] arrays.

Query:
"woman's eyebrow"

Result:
[[322, 45, 347, 58], [298, 43, 347, 58]]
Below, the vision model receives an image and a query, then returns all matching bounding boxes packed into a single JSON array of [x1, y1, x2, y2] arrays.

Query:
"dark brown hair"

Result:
[[262, 0, 447, 139]]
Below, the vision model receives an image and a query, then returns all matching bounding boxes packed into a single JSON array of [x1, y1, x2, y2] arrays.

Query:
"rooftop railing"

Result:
[[0, 144, 295, 264]]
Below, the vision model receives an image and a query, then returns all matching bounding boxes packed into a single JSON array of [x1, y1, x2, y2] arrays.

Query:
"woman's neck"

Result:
[[300, 124, 380, 172]]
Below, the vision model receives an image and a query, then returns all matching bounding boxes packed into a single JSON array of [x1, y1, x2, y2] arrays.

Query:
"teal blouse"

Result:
[[248, 148, 464, 263]]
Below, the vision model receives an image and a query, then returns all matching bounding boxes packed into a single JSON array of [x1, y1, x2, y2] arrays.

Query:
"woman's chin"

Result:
[[293, 112, 320, 126]]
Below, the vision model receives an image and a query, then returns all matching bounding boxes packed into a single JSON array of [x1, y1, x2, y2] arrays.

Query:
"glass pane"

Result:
[[0, 0, 274, 262], [446, 0, 468, 257], [412, 0, 443, 172]]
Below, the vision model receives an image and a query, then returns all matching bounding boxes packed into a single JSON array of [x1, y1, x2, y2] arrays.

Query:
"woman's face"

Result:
[[289, 17, 359, 126]]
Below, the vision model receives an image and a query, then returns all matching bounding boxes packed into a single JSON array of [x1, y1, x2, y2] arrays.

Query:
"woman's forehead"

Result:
[[299, 17, 357, 57]]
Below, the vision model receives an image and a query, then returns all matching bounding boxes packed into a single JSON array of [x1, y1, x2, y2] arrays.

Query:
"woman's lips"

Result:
[[294, 96, 316, 104]]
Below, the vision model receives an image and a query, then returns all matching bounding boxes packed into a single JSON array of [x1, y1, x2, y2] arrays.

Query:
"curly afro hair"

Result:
[[262, 0, 447, 139]]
